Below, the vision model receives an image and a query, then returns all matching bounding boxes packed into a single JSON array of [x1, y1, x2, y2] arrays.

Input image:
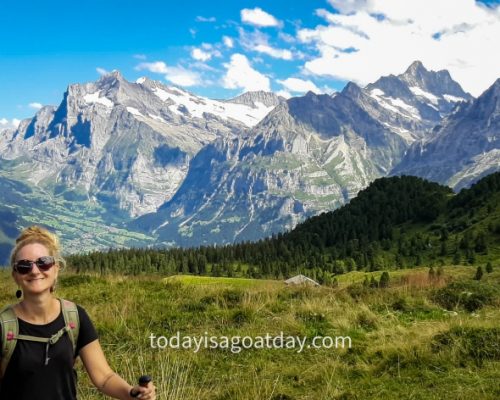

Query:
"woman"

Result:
[[0, 226, 156, 399]]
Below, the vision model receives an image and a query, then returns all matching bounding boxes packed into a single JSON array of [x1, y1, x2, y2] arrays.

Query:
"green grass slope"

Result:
[[1, 267, 498, 400]]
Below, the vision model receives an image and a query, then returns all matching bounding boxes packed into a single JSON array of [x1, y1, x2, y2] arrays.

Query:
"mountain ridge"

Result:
[[0, 61, 498, 255]]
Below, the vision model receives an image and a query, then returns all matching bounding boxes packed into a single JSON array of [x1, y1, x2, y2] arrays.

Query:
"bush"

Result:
[[230, 308, 254, 326], [347, 284, 370, 300], [379, 271, 390, 288], [356, 312, 378, 331], [474, 266, 483, 281], [432, 326, 500, 366], [485, 262, 493, 273], [432, 281, 498, 312], [220, 289, 243, 307], [391, 297, 409, 312]]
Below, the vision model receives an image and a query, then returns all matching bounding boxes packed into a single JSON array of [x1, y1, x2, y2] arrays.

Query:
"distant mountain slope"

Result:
[[392, 79, 500, 189], [1, 62, 497, 255], [132, 61, 475, 247], [0, 72, 280, 217]]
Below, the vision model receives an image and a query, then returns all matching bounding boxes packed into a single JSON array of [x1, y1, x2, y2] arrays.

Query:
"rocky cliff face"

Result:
[[0, 72, 278, 216], [392, 79, 500, 189], [133, 62, 476, 246]]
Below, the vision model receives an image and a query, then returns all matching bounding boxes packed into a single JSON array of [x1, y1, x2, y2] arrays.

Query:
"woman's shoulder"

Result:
[[59, 299, 94, 323]]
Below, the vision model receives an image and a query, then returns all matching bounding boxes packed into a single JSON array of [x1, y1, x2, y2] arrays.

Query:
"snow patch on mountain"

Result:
[[150, 86, 276, 127], [83, 91, 114, 108], [409, 86, 439, 104], [443, 94, 467, 103]]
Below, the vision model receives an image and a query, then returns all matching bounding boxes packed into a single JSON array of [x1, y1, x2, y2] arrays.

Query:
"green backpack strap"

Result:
[[59, 299, 80, 357], [0, 305, 18, 379], [0, 299, 80, 377]]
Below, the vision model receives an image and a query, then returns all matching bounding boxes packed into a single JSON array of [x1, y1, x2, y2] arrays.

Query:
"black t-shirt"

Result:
[[0, 304, 98, 399]]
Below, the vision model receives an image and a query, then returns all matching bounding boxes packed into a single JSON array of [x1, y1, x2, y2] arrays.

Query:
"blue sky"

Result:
[[1, 0, 499, 127]]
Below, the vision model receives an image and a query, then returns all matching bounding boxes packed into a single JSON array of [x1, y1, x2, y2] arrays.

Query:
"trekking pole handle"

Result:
[[129, 375, 152, 397], [139, 375, 152, 387]]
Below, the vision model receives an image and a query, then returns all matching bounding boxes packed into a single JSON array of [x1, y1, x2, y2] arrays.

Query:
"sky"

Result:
[[1, 0, 499, 129]]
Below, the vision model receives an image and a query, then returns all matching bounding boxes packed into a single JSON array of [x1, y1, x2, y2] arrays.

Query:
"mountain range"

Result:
[[0, 61, 498, 261]]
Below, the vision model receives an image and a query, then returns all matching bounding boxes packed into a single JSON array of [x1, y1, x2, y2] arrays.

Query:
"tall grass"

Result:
[[0, 266, 499, 399]]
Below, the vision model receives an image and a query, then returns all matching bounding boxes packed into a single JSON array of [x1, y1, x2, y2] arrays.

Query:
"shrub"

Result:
[[391, 297, 409, 312], [347, 284, 370, 300], [220, 289, 243, 307], [432, 281, 498, 312], [231, 308, 254, 326], [379, 271, 390, 288], [474, 266, 483, 281], [485, 262, 493, 273], [356, 312, 378, 331], [432, 326, 500, 366]]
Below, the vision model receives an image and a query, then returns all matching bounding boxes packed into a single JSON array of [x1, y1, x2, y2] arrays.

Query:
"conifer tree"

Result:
[[379, 271, 390, 288], [474, 266, 483, 281], [486, 262, 493, 273]]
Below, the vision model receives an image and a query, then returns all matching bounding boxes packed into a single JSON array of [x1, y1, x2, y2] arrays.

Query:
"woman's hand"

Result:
[[130, 381, 156, 399]]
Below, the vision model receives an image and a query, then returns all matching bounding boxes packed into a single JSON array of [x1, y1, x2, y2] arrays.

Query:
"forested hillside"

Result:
[[67, 173, 500, 282]]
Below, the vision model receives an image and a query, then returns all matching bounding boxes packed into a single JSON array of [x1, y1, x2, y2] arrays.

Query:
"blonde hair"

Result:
[[10, 226, 66, 269]]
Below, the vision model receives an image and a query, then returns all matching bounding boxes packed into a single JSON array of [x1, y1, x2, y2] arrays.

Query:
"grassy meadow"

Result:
[[1, 265, 499, 400]]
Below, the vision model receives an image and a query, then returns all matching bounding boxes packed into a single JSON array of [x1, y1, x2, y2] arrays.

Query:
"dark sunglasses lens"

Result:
[[14, 261, 33, 274], [37, 256, 55, 270]]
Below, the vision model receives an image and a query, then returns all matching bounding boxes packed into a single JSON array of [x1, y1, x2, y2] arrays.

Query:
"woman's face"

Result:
[[12, 243, 59, 296]]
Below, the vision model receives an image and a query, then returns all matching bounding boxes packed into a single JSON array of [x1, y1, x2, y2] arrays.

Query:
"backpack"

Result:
[[0, 298, 80, 378]]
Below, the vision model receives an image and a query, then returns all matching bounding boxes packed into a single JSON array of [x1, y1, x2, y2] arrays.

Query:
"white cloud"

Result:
[[29, 102, 43, 110], [241, 7, 282, 27], [279, 32, 296, 43], [191, 44, 221, 62], [0, 118, 21, 129], [276, 89, 292, 99], [237, 28, 293, 60], [96, 67, 109, 76], [278, 78, 321, 94], [222, 54, 271, 92], [166, 68, 201, 87], [136, 61, 169, 74], [299, 0, 500, 96], [238, 27, 269, 50], [196, 16, 216, 23], [191, 48, 212, 62], [133, 54, 147, 60], [254, 44, 293, 60], [135, 61, 201, 87], [223, 36, 234, 48]]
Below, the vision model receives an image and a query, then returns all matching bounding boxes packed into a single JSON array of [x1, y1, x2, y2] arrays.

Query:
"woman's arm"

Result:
[[79, 339, 155, 399]]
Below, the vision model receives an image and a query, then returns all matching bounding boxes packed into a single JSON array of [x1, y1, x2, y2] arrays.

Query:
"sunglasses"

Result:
[[13, 256, 56, 275]]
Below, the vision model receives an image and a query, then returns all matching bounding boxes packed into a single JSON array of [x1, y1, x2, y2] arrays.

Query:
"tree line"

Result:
[[67, 173, 500, 282]]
